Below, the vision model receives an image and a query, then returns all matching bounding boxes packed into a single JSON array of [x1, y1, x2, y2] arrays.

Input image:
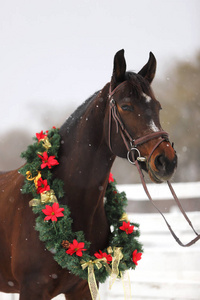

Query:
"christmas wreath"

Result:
[[19, 127, 143, 286]]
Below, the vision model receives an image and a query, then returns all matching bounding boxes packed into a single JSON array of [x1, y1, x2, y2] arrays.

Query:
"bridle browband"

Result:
[[108, 81, 200, 247]]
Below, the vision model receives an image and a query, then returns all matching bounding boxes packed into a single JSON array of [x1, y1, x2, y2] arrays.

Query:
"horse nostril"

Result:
[[155, 155, 166, 171], [154, 154, 177, 175]]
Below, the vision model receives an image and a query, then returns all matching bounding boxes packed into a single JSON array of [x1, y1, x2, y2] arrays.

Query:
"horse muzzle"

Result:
[[147, 144, 178, 183]]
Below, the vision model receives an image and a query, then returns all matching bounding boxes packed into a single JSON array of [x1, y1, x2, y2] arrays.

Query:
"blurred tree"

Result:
[[0, 130, 30, 170], [0, 106, 72, 171], [154, 51, 200, 182]]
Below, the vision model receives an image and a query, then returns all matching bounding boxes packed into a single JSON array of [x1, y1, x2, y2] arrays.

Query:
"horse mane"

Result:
[[60, 91, 100, 133]]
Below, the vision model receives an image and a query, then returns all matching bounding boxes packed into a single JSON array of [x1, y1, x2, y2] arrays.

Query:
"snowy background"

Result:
[[0, 0, 200, 135], [0, 1, 200, 299]]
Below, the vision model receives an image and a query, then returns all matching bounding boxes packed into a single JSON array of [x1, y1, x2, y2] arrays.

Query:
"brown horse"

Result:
[[0, 50, 177, 299]]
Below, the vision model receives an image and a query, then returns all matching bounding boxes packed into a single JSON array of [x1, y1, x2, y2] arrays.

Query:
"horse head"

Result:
[[105, 49, 177, 183]]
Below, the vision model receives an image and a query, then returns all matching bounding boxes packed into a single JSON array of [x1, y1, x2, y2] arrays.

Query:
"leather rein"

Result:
[[108, 81, 200, 247]]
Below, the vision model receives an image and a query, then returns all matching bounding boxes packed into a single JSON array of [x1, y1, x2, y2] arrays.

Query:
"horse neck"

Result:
[[57, 85, 115, 212]]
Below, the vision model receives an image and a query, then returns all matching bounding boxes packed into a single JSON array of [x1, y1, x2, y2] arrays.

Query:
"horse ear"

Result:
[[110, 49, 126, 90], [138, 52, 157, 84]]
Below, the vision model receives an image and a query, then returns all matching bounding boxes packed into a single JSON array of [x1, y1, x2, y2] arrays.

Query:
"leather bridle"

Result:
[[108, 81, 200, 247], [108, 81, 169, 164]]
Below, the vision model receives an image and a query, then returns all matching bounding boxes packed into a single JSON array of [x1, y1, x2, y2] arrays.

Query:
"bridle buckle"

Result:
[[127, 147, 146, 165]]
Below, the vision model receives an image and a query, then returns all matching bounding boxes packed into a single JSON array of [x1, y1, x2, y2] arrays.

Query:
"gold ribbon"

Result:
[[81, 258, 108, 300], [26, 171, 41, 188], [121, 271, 132, 300], [29, 190, 58, 207], [120, 212, 129, 222], [38, 136, 51, 150], [42, 137, 51, 150], [107, 246, 113, 254], [81, 250, 130, 300], [109, 247, 123, 289]]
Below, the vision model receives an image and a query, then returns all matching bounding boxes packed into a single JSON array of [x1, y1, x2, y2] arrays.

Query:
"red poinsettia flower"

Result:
[[42, 202, 65, 222], [66, 239, 87, 257], [36, 178, 50, 194], [38, 152, 59, 169], [132, 249, 142, 265], [108, 173, 114, 183], [119, 221, 134, 234], [36, 130, 48, 142], [94, 250, 112, 264]]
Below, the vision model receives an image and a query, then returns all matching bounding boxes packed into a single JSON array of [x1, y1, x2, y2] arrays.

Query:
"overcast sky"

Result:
[[0, 0, 200, 134]]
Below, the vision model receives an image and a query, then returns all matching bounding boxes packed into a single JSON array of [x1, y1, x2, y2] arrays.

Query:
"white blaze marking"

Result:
[[142, 92, 151, 103], [142, 92, 159, 132], [149, 120, 160, 132]]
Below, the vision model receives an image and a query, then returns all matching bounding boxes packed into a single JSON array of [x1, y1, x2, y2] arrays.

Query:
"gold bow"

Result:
[[81, 258, 107, 300], [29, 190, 58, 207]]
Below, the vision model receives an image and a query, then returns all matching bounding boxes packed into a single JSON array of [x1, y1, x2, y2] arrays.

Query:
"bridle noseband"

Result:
[[107, 81, 200, 247]]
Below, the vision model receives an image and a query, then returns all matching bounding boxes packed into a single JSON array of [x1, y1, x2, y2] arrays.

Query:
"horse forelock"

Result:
[[125, 71, 152, 99]]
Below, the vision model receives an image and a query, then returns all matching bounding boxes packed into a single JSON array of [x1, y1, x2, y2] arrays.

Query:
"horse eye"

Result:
[[121, 105, 134, 112]]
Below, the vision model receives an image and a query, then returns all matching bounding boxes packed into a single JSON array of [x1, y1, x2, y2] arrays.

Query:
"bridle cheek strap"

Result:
[[108, 91, 200, 247], [108, 99, 133, 154]]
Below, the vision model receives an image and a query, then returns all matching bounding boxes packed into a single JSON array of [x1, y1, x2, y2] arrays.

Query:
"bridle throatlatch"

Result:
[[108, 82, 200, 247]]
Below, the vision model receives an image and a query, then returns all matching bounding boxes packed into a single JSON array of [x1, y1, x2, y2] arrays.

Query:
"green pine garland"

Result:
[[19, 127, 143, 283]]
